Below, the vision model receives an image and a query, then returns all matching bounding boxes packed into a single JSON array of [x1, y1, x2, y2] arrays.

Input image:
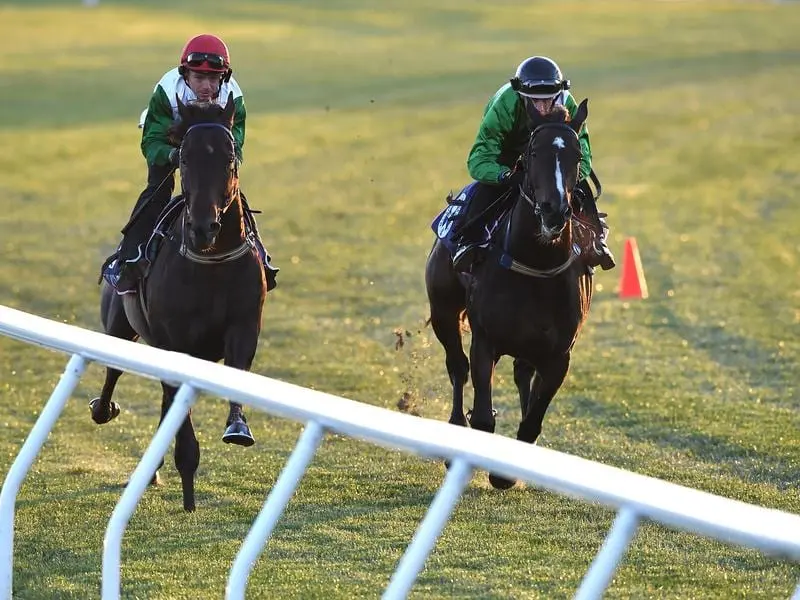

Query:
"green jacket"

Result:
[[139, 68, 246, 167], [466, 82, 592, 184]]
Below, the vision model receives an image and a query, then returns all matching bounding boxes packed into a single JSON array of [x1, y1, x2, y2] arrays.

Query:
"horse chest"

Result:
[[468, 276, 583, 356], [144, 258, 263, 354]]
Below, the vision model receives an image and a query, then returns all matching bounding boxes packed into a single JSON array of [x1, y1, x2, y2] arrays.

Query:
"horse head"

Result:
[[174, 92, 239, 251], [520, 99, 588, 240]]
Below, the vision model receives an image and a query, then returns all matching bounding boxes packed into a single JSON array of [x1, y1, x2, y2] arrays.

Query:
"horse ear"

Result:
[[571, 98, 589, 133], [221, 92, 236, 127], [176, 94, 190, 122]]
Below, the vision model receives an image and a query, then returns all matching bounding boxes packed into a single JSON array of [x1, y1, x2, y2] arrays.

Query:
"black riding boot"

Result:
[[594, 214, 616, 271], [112, 164, 175, 292], [451, 182, 510, 273], [575, 180, 616, 271], [240, 193, 280, 291]]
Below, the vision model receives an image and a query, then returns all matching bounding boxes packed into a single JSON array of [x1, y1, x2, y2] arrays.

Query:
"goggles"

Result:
[[512, 78, 570, 99], [185, 52, 227, 70]]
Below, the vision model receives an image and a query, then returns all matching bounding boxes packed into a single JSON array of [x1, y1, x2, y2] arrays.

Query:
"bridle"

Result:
[[518, 122, 581, 216], [177, 122, 255, 264], [499, 122, 581, 278]]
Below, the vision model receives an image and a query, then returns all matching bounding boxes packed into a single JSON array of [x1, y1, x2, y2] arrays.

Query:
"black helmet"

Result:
[[510, 56, 570, 98]]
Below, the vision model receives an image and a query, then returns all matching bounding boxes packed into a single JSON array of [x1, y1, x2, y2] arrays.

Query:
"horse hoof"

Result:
[[124, 471, 161, 487], [89, 398, 121, 424], [489, 473, 516, 490], [448, 415, 469, 428], [184, 502, 196, 513], [466, 409, 497, 434], [222, 421, 255, 447]]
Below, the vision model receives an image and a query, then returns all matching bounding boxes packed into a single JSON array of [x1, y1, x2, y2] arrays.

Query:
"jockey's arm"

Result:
[[466, 85, 519, 184], [232, 95, 246, 165], [563, 92, 592, 182], [141, 86, 176, 167]]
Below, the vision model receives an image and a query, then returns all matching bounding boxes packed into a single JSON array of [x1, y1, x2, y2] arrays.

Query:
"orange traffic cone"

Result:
[[619, 237, 648, 299]]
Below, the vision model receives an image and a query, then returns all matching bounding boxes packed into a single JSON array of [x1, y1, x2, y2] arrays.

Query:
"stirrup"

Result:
[[452, 243, 482, 272]]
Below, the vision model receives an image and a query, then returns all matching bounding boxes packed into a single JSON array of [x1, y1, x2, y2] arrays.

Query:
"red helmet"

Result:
[[179, 34, 231, 74]]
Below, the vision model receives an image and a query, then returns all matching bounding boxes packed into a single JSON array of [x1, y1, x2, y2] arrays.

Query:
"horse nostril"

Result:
[[562, 206, 573, 219], [209, 221, 221, 236]]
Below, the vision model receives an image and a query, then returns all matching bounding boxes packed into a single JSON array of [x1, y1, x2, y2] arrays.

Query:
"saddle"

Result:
[[431, 182, 511, 256]]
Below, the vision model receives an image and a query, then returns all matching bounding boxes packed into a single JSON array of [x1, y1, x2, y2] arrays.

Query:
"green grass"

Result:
[[1, 0, 800, 598]]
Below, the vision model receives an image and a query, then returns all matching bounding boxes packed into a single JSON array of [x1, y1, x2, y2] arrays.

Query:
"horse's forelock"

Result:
[[173, 102, 228, 137], [545, 105, 570, 123], [184, 101, 227, 127]]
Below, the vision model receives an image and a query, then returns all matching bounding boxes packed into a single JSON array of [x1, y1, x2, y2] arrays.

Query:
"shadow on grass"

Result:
[[566, 394, 800, 492]]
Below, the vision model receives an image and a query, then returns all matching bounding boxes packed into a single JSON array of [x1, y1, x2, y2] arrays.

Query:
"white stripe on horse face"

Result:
[[555, 155, 565, 202], [553, 137, 566, 203]]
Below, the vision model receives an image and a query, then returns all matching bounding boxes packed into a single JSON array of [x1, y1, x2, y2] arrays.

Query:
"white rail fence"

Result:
[[1, 305, 799, 600]]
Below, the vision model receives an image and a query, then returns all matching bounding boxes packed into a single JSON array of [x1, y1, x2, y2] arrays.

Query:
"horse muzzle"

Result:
[[188, 220, 221, 251], [540, 204, 572, 239]]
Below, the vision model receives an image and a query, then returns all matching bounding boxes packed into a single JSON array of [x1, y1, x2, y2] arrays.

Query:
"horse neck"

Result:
[[505, 195, 573, 268], [216, 191, 247, 249]]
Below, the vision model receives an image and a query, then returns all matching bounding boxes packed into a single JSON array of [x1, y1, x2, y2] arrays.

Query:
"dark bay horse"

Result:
[[92, 94, 266, 511], [426, 101, 592, 489]]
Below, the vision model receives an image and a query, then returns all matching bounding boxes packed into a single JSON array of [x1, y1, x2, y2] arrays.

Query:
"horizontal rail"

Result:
[[3, 304, 800, 599]]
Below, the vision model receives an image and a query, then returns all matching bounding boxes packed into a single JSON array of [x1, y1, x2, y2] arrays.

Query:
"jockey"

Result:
[[107, 33, 278, 293], [451, 56, 615, 273]]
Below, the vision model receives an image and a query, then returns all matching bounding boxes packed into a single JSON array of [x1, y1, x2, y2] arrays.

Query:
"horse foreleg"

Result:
[[90, 283, 137, 424], [512, 358, 535, 419], [162, 382, 198, 511], [467, 330, 497, 434], [517, 353, 571, 444], [221, 324, 258, 447], [469, 334, 511, 489], [429, 307, 469, 427]]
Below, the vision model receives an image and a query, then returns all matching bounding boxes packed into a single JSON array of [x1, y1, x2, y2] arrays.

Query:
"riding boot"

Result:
[[575, 180, 616, 271], [452, 236, 487, 273], [594, 213, 616, 270], [240, 193, 280, 291], [107, 164, 176, 292], [451, 182, 508, 273]]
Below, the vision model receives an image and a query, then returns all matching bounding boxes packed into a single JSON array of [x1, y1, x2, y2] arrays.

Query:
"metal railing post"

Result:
[[0, 354, 87, 600], [101, 383, 197, 600], [575, 507, 640, 600], [226, 421, 325, 600], [383, 458, 473, 600]]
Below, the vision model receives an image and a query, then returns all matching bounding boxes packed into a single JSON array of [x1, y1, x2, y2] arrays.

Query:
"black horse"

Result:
[[426, 101, 592, 489], [92, 94, 267, 511]]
